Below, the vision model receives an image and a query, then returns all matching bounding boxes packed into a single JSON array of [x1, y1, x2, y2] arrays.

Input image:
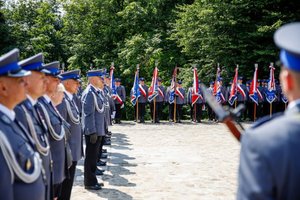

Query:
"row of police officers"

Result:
[[0, 49, 115, 200]]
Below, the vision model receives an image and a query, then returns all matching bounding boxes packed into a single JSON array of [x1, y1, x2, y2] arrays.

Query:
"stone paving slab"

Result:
[[71, 121, 249, 200]]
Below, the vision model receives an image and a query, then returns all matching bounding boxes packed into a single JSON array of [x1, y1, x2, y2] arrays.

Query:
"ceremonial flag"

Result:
[[110, 67, 123, 106], [228, 67, 238, 106], [131, 69, 140, 106], [249, 65, 263, 105], [213, 66, 225, 103], [168, 67, 177, 104], [191, 67, 202, 106], [266, 64, 277, 103], [148, 66, 159, 102]]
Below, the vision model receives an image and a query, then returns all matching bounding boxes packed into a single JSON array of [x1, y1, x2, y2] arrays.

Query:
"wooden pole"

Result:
[[153, 98, 156, 123], [270, 103, 272, 117], [234, 100, 237, 109], [194, 103, 197, 122], [174, 98, 177, 122], [254, 103, 256, 121], [136, 99, 139, 122], [285, 103, 287, 110]]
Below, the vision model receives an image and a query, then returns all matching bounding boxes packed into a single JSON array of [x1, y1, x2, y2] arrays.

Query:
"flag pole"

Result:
[[136, 64, 139, 123], [254, 103, 256, 121], [173, 66, 177, 123], [285, 102, 287, 110], [270, 103, 272, 117], [153, 61, 158, 123]]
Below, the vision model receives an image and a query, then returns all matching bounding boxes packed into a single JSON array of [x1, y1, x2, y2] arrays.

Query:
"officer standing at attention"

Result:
[[81, 70, 105, 190], [175, 80, 185, 123], [136, 77, 148, 123], [114, 78, 126, 123], [0, 49, 45, 200], [14, 53, 53, 200], [37, 61, 66, 200], [188, 80, 204, 123], [237, 22, 300, 199], [155, 78, 165, 123], [57, 70, 82, 200]]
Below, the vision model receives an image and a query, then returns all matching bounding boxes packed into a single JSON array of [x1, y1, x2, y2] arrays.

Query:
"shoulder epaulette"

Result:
[[251, 112, 283, 129]]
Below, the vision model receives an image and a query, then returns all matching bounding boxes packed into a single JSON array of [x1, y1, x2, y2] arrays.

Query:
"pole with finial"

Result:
[[254, 63, 258, 121], [235, 64, 239, 109], [153, 60, 158, 123], [270, 62, 274, 118], [192, 64, 197, 122], [136, 64, 140, 123], [173, 64, 178, 123]]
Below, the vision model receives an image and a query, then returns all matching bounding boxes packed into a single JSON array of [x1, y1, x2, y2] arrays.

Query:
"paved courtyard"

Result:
[[71, 121, 248, 200]]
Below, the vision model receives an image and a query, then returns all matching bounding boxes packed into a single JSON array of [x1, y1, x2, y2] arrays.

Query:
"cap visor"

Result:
[[8, 69, 31, 77]]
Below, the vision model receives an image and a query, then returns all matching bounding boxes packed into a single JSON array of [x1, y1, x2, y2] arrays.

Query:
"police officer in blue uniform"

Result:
[[237, 22, 300, 199], [37, 61, 66, 199], [14, 53, 53, 200], [187, 80, 204, 123], [57, 70, 82, 200], [175, 80, 186, 123], [136, 77, 148, 123], [0, 48, 45, 200], [81, 70, 106, 190], [114, 78, 126, 123]]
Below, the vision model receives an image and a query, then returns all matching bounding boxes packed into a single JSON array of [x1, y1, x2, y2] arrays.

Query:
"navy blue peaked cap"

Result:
[[139, 77, 145, 81], [115, 78, 121, 82], [60, 70, 81, 81], [274, 22, 300, 72], [43, 61, 62, 78], [0, 48, 31, 77], [18, 53, 50, 74], [87, 69, 103, 77]]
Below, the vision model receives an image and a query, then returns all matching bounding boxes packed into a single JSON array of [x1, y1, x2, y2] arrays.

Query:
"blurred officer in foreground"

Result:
[[57, 70, 82, 200], [0, 49, 45, 200], [81, 70, 105, 190], [37, 61, 66, 200], [237, 22, 300, 199], [14, 53, 53, 200]]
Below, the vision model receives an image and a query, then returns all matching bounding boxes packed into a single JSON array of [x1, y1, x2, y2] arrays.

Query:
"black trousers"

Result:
[[150, 101, 163, 122], [115, 103, 122, 122], [176, 104, 183, 122], [206, 103, 215, 120], [58, 161, 77, 200], [134, 102, 146, 122], [191, 103, 203, 122], [84, 135, 102, 186], [168, 103, 175, 121]]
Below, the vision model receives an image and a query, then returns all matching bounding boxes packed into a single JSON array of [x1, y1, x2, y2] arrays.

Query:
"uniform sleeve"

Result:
[[237, 131, 274, 200], [0, 150, 13, 200], [56, 100, 68, 120], [82, 92, 96, 135], [121, 86, 126, 102], [14, 106, 29, 131]]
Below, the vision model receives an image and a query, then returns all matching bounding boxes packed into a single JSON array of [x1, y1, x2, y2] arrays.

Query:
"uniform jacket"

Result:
[[0, 109, 45, 200], [57, 92, 83, 162], [238, 102, 300, 200], [37, 96, 66, 184], [81, 85, 106, 136], [15, 98, 52, 200], [115, 85, 126, 104]]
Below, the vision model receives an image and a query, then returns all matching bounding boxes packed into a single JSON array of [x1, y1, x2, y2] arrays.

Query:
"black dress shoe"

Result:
[[97, 161, 107, 166], [97, 182, 104, 187], [95, 168, 103, 175], [102, 149, 107, 153], [85, 184, 102, 190], [101, 154, 108, 159]]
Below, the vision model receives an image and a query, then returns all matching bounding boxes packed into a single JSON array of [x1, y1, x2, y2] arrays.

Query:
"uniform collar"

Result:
[[287, 99, 300, 111], [65, 90, 73, 100], [90, 84, 99, 91], [43, 94, 51, 103], [27, 94, 37, 106], [0, 103, 15, 121]]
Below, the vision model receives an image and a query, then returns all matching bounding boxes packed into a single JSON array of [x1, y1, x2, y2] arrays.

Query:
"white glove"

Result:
[[111, 111, 116, 119], [121, 104, 124, 109]]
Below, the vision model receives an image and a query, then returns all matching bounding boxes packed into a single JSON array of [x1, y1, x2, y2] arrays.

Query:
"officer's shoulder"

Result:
[[250, 112, 284, 129]]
